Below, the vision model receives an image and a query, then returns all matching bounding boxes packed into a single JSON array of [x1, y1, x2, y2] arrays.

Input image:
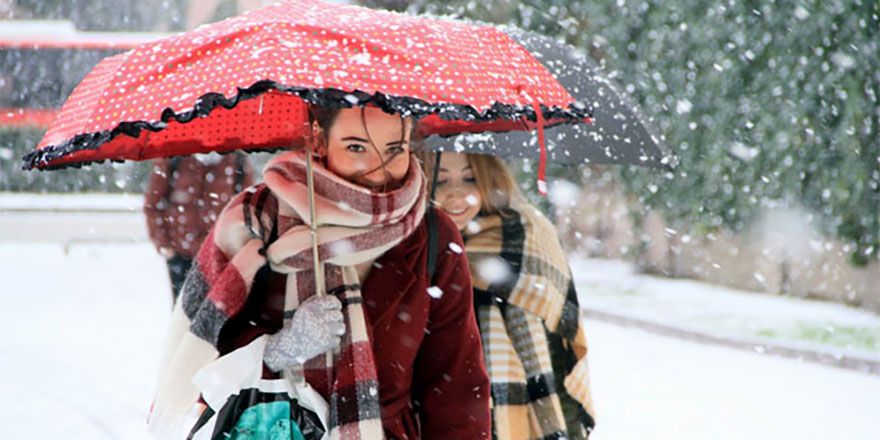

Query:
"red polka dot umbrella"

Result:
[[23, 0, 591, 193]]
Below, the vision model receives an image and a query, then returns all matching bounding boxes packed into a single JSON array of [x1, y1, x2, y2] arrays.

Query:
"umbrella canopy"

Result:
[[22, 0, 590, 172], [429, 27, 675, 168]]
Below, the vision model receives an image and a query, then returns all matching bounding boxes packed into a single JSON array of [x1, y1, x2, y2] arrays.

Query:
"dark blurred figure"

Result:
[[143, 151, 254, 303]]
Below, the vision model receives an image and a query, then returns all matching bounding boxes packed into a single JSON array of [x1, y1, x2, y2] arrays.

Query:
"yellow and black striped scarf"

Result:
[[463, 202, 595, 440]]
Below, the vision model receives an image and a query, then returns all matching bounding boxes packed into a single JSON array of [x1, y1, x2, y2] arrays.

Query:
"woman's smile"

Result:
[[443, 206, 468, 215], [434, 153, 483, 230]]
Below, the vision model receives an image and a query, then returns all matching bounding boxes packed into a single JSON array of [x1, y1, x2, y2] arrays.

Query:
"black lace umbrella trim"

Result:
[[22, 79, 591, 171]]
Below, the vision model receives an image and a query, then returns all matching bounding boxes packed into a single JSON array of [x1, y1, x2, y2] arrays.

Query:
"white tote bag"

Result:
[[190, 335, 330, 440]]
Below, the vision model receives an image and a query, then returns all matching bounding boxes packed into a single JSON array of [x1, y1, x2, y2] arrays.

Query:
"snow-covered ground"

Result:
[[572, 256, 880, 356], [2, 200, 879, 439], [0, 193, 146, 243], [0, 192, 144, 212], [1, 241, 878, 439], [1, 243, 168, 440], [585, 320, 880, 440]]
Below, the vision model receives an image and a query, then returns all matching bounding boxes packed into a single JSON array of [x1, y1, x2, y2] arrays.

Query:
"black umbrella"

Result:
[[429, 27, 675, 169]]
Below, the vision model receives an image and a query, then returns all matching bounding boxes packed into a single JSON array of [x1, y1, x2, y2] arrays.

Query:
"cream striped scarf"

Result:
[[149, 150, 425, 439]]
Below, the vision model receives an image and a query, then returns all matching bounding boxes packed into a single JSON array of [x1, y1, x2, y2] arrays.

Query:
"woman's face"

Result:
[[435, 152, 482, 231], [319, 106, 412, 191]]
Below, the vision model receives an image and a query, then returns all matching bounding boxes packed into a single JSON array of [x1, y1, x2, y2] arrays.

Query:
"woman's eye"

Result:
[[435, 179, 448, 187], [346, 144, 366, 153], [386, 146, 405, 156], [464, 177, 477, 184]]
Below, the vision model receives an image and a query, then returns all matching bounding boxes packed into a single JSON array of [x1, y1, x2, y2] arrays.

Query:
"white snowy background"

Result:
[[1, 196, 879, 439]]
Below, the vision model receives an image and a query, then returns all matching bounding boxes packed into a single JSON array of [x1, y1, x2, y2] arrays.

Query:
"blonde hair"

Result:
[[417, 150, 520, 216]]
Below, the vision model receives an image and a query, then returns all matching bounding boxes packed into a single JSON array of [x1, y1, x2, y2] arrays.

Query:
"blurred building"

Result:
[[0, 18, 167, 191]]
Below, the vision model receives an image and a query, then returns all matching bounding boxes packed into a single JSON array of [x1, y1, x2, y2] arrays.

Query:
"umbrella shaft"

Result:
[[306, 151, 325, 296], [307, 153, 333, 372]]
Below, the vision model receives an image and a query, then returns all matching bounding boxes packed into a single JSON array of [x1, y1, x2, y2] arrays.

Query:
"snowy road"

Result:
[[1, 243, 167, 440], [585, 320, 880, 439], [1, 242, 878, 439]]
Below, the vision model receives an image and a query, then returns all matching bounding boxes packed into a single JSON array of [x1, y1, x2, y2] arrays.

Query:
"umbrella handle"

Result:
[[306, 150, 325, 297], [307, 150, 333, 373]]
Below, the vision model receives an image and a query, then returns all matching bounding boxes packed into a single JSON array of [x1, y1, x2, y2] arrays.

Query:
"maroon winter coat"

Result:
[[143, 153, 254, 258], [359, 210, 490, 440], [220, 210, 491, 440]]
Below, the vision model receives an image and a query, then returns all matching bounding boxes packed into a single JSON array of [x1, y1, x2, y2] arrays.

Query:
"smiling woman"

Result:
[[419, 151, 597, 440], [430, 152, 483, 230], [420, 152, 518, 231]]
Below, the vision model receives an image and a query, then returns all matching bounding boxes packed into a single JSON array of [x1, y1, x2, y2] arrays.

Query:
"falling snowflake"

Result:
[[675, 99, 692, 114], [730, 142, 759, 161], [427, 286, 444, 299], [549, 179, 579, 207], [476, 257, 511, 284], [466, 221, 481, 234]]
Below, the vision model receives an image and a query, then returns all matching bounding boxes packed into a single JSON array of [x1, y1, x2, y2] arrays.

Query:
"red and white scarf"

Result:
[[150, 150, 426, 438]]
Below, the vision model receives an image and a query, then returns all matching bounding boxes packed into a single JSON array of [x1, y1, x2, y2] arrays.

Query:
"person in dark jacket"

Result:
[[150, 106, 491, 440], [143, 151, 254, 302]]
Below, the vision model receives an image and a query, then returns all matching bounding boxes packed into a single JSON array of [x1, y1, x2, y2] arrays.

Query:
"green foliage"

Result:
[[396, 0, 880, 265], [587, 0, 879, 265], [757, 322, 880, 352]]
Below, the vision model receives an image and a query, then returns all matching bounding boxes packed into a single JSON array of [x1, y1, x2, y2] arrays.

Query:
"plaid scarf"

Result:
[[150, 150, 426, 439], [463, 202, 595, 440]]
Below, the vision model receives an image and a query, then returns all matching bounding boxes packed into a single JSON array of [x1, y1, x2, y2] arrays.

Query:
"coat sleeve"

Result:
[[143, 158, 173, 253], [412, 213, 491, 440]]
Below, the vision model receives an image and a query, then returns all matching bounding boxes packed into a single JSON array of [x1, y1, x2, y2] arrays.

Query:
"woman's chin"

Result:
[[442, 210, 473, 230]]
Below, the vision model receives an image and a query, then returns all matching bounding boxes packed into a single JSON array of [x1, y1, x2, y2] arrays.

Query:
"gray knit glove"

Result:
[[263, 295, 346, 372]]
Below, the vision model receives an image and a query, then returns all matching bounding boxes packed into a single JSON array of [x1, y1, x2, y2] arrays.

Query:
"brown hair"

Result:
[[307, 104, 419, 142], [417, 151, 520, 216], [307, 105, 342, 139]]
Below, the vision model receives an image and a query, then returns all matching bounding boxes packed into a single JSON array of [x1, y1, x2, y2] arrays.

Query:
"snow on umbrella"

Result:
[[429, 26, 675, 168], [21, 0, 591, 186]]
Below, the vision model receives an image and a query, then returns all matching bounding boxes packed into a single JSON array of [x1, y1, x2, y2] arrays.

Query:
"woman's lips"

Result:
[[443, 207, 468, 216]]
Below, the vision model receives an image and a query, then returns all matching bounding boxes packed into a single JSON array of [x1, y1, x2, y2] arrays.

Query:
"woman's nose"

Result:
[[440, 183, 465, 202], [360, 152, 389, 185]]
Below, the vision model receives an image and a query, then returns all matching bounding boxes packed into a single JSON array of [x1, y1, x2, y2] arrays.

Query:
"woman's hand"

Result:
[[263, 295, 346, 371]]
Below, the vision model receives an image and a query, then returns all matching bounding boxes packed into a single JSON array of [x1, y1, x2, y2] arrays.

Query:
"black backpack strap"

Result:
[[426, 152, 442, 284], [234, 151, 247, 193], [426, 206, 438, 284]]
